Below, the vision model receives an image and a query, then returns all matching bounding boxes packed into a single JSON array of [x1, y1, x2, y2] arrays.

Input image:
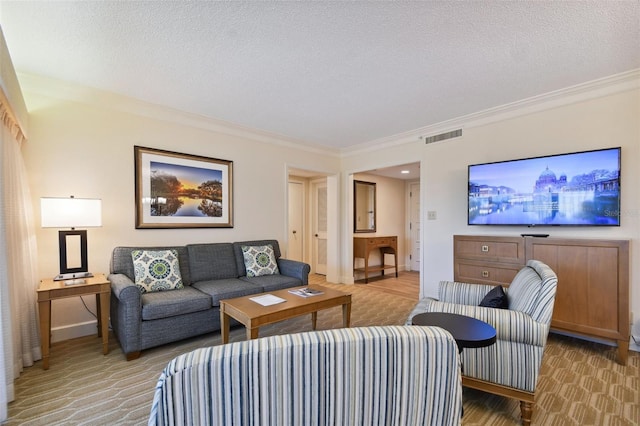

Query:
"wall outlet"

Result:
[[427, 211, 437, 220]]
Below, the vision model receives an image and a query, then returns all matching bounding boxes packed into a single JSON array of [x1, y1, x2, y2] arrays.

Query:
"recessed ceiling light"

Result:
[[401, 170, 410, 174]]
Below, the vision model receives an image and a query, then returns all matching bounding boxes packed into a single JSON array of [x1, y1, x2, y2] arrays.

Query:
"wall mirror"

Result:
[[354, 180, 376, 233]]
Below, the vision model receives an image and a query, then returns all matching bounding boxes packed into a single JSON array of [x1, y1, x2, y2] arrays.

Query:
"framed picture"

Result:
[[134, 146, 233, 228]]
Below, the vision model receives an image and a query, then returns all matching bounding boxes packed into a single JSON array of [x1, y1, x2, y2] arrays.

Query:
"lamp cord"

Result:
[[79, 296, 112, 331], [79, 296, 97, 319]]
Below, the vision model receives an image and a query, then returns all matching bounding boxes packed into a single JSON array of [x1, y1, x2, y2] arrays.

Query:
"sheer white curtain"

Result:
[[0, 100, 40, 422]]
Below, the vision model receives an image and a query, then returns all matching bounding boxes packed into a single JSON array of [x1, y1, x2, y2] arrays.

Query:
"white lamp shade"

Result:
[[41, 197, 102, 228]]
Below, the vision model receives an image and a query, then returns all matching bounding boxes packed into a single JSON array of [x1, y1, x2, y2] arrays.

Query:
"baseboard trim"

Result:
[[51, 320, 99, 343], [551, 329, 639, 353]]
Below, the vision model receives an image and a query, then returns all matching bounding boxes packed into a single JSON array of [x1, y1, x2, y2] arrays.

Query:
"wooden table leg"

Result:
[[95, 294, 102, 337], [220, 308, 230, 344], [38, 300, 51, 370], [364, 257, 369, 283], [342, 301, 351, 328], [394, 251, 398, 278], [617, 339, 629, 365], [247, 326, 259, 340], [311, 311, 318, 330], [98, 292, 110, 355]]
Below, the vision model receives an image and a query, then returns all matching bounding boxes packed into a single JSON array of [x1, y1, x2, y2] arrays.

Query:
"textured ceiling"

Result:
[[1, 1, 638, 150]]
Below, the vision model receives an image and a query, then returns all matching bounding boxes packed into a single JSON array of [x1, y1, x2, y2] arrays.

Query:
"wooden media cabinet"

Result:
[[454, 235, 630, 364]]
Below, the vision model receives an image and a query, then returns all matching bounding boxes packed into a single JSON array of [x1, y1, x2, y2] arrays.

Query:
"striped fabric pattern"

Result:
[[149, 326, 462, 426], [405, 260, 558, 393], [516, 260, 558, 324], [438, 281, 496, 306], [506, 267, 542, 314], [410, 300, 551, 346]]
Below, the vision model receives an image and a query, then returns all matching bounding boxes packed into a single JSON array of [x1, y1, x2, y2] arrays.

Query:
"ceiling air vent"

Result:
[[423, 129, 462, 144]]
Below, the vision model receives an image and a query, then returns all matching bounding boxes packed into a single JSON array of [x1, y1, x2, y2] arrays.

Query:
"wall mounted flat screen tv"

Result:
[[468, 147, 621, 226]]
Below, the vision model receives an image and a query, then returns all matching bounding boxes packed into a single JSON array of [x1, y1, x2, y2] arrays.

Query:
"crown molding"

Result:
[[18, 69, 639, 159], [341, 69, 640, 158], [17, 73, 341, 158]]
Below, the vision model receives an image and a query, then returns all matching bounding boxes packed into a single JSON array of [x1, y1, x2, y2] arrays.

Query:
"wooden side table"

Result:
[[37, 273, 111, 370], [353, 236, 398, 283], [411, 312, 497, 353]]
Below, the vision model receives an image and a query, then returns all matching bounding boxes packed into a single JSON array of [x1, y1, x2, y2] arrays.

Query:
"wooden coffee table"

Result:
[[220, 286, 352, 343]]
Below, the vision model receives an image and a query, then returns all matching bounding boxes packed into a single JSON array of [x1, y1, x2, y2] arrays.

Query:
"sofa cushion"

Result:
[[241, 244, 280, 277], [240, 274, 303, 292], [132, 249, 184, 293], [111, 246, 191, 285], [141, 286, 212, 321], [187, 243, 237, 282], [233, 240, 281, 277], [192, 278, 264, 307]]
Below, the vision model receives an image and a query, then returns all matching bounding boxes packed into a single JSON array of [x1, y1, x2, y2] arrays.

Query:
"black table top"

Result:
[[412, 312, 496, 350]]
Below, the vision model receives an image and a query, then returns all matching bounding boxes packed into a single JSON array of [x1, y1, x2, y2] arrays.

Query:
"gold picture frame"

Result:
[[134, 146, 233, 228]]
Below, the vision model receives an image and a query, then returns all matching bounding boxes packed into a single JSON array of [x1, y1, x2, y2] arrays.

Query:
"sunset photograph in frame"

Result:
[[135, 146, 233, 228]]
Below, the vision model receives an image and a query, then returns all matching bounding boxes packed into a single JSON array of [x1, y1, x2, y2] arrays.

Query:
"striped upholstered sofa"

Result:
[[406, 259, 557, 426], [149, 326, 463, 426]]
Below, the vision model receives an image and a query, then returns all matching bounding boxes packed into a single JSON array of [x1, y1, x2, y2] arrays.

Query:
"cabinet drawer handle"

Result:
[[482, 270, 489, 278], [481, 245, 489, 252]]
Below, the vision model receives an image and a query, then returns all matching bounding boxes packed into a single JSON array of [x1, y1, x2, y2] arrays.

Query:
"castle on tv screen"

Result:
[[469, 165, 620, 226]]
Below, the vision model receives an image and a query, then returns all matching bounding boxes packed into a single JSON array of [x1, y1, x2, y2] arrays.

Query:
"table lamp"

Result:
[[40, 196, 102, 282]]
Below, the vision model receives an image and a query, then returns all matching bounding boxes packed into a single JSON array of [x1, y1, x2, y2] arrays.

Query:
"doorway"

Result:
[[311, 179, 327, 275], [351, 162, 420, 283], [287, 181, 304, 262], [287, 169, 331, 276]]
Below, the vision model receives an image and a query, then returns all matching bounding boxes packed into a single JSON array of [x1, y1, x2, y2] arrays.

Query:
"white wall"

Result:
[[421, 89, 638, 296], [21, 77, 340, 340]]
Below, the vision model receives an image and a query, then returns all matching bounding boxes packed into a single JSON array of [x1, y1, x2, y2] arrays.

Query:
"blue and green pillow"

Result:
[[241, 244, 280, 277], [132, 249, 184, 293]]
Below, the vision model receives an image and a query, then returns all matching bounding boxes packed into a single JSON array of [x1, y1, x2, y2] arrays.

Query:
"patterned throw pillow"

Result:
[[131, 249, 184, 293], [242, 244, 280, 277], [479, 285, 509, 309]]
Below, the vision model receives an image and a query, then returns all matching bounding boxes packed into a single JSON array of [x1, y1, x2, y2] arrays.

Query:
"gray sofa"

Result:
[[108, 239, 310, 360]]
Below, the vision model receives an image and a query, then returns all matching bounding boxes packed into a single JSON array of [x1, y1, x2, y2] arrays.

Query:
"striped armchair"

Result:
[[149, 326, 462, 426], [406, 259, 557, 426]]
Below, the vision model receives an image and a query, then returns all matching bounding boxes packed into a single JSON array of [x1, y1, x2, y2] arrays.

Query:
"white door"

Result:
[[287, 181, 304, 262], [409, 182, 420, 271], [312, 180, 327, 275]]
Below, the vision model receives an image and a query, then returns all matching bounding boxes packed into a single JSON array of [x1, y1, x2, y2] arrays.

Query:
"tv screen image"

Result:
[[468, 147, 621, 226]]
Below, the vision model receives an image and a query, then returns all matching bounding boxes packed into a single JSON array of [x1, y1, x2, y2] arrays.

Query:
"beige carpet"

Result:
[[7, 282, 639, 425]]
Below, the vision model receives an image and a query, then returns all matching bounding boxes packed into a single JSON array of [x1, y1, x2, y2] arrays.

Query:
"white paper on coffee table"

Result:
[[249, 294, 286, 306]]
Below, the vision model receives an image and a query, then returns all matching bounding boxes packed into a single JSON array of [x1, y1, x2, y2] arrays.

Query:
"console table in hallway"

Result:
[[353, 236, 398, 283]]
